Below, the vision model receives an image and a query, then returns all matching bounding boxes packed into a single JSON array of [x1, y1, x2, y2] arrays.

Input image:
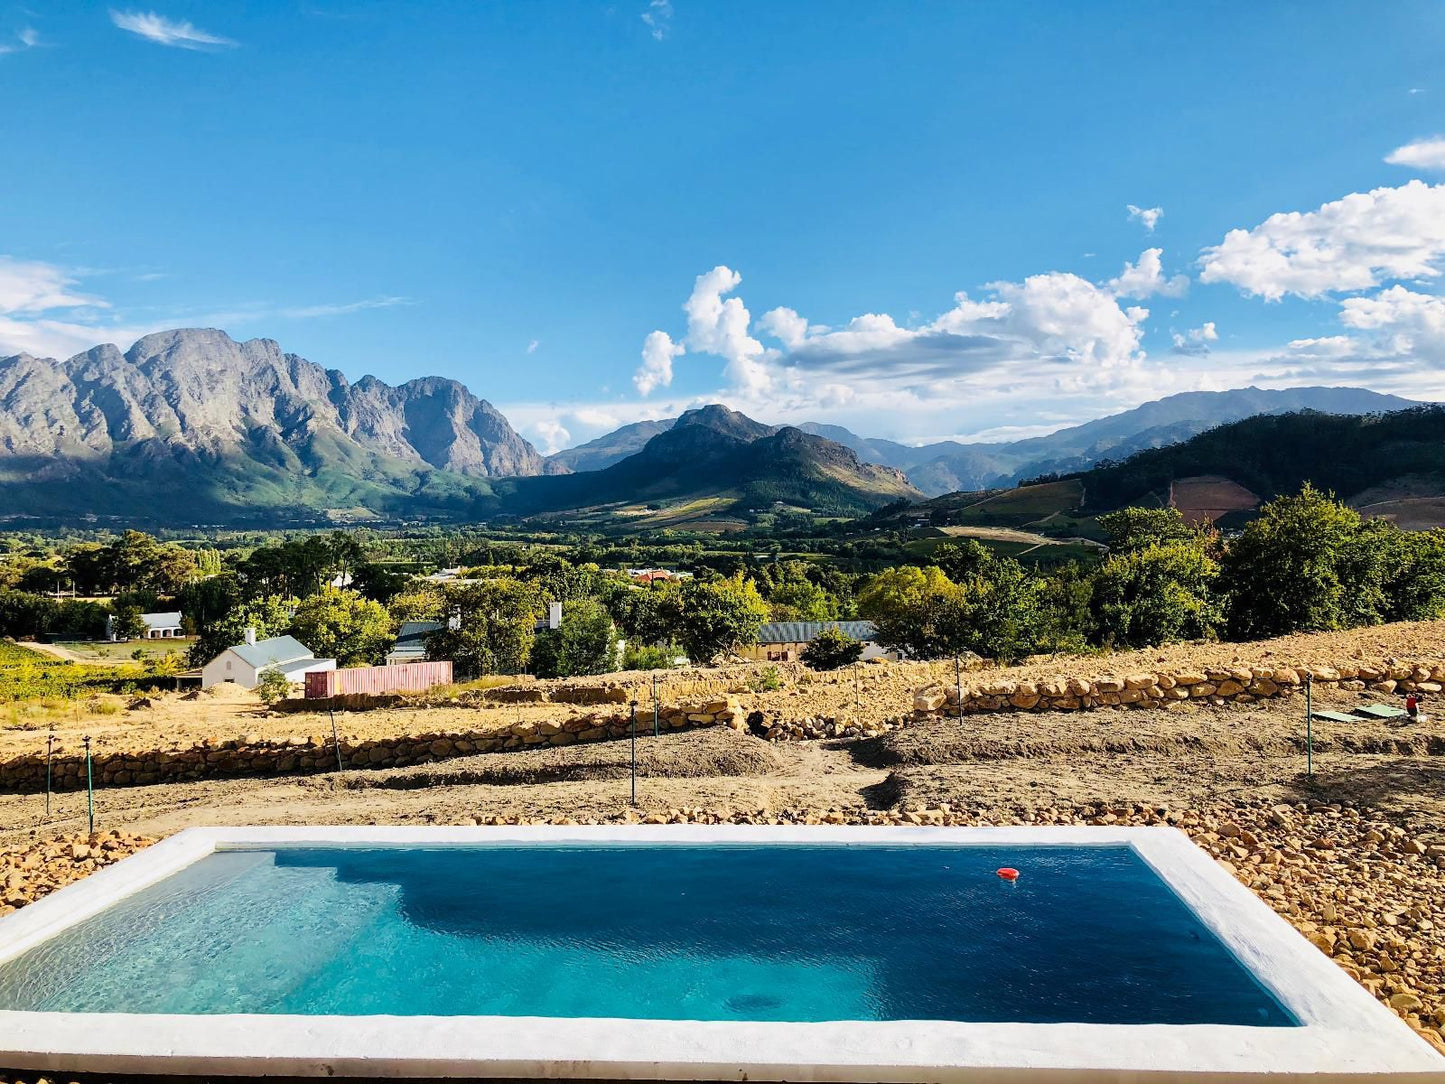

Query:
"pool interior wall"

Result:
[[0, 842, 1294, 1026]]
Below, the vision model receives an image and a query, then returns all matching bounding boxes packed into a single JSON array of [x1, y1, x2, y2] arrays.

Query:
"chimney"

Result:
[[243, 627, 257, 646], [549, 601, 563, 630]]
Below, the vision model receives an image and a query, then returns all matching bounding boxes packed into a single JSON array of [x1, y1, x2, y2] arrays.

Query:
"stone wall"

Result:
[[0, 697, 746, 794], [910, 659, 1445, 717]]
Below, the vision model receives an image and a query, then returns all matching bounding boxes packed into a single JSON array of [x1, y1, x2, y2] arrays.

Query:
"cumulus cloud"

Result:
[[1386, 138, 1445, 172], [634, 329, 684, 395], [110, 10, 236, 49], [1171, 321, 1218, 356], [758, 306, 811, 348], [640, 0, 672, 40], [529, 419, 572, 455], [1127, 204, 1163, 232], [1199, 180, 1445, 300], [1107, 248, 1189, 299], [1338, 285, 1445, 358]]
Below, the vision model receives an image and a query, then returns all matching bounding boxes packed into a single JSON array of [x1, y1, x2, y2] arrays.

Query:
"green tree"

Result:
[[768, 579, 838, 622], [425, 579, 546, 676], [1379, 528, 1445, 622], [1221, 485, 1381, 639], [857, 566, 969, 660], [674, 575, 769, 663], [531, 600, 618, 678], [1097, 507, 1197, 553], [255, 668, 293, 706], [800, 627, 864, 670], [1090, 540, 1221, 648], [109, 604, 149, 641], [188, 596, 298, 666], [287, 588, 394, 666]]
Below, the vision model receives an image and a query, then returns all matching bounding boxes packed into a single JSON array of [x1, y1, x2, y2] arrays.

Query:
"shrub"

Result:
[[255, 669, 293, 706], [621, 643, 679, 671], [800, 627, 864, 670], [748, 665, 783, 692]]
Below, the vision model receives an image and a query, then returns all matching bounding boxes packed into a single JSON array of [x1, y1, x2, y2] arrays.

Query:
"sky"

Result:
[[3, 2, 1445, 453]]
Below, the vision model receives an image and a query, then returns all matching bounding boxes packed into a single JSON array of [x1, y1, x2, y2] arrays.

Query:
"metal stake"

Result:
[[629, 699, 639, 806], [330, 709, 344, 773], [83, 735, 94, 835], [853, 663, 860, 708], [955, 655, 963, 720], [652, 673, 659, 737], [1305, 672, 1314, 778], [45, 732, 54, 819]]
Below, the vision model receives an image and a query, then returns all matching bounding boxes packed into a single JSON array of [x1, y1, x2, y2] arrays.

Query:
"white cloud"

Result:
[[279, 296, 411, 319], [529, 419, 572, 455], [1107, 248, 1189, 299], [1338, 285, 1445, 357], [634, 329, 684, 395], [1171, 321, 1218, 356], [681, 265, 772, 395], [0, 26, 39, 54], [1199, 180, 1445, 300], [1386, 137, 1445, 173], [526, 339, 539, 354], [110, 10, 236, 49], [1127, 204, 1163, 232], [0, 257, 104, 314], [640, 0, 672, 40], [758, 306, 810, 348]]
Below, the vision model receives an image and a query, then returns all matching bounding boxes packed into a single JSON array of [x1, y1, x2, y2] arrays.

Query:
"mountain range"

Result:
[[0, 327, 1424, 526]]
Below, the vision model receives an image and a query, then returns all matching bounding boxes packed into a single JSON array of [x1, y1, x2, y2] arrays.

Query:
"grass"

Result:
[[54, 638, 193, 662]]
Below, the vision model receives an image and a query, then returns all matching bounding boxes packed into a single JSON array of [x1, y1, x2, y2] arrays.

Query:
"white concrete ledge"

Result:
[[0, 825, 1439, 1081]]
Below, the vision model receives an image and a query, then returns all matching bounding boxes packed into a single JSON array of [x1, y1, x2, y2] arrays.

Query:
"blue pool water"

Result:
[[0, 844, 1294, 1025]]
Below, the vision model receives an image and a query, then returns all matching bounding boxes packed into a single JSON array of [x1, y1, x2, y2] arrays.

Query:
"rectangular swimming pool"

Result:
[[0, 825, 1438, 1081]]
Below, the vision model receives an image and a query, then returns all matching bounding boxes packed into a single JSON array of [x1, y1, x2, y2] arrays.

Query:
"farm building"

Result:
[[740, 621, 897, 663], [200, 630, 335, 691], [385, 620, 443, 664], [107, 611, 185, 641]]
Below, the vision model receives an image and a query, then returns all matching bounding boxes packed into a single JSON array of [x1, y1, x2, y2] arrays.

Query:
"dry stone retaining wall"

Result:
[[0, 697, 746, 794]]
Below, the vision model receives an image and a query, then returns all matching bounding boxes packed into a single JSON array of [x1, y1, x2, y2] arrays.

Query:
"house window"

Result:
[[225, 660, 231, 671]]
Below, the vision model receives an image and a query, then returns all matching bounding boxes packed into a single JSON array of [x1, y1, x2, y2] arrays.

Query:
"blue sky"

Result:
[[3, 2, 1445, 451]]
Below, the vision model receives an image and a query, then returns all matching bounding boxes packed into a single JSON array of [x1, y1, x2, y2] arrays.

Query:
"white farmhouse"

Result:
[[107, 611, 185, 641], [200, 629, 336, 691]]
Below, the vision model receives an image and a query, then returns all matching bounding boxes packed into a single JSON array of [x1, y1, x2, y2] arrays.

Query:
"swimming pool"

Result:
[[0, 825, 1438, 1080]]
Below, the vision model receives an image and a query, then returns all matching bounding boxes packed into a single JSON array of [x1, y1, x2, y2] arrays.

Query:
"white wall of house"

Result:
[[741, 640, 896, 663], [200, 652, 335, 690]]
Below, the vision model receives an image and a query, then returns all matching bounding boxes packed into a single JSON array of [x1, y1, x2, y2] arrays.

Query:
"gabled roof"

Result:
[[227, 635, 316, 669], [756, 620, 878, 645], [141, 612, 183, 630], [389, 620, 442, 658]]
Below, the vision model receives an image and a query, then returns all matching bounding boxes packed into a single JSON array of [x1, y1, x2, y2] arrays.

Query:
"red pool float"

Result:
[[996, 867, 1020, 881]]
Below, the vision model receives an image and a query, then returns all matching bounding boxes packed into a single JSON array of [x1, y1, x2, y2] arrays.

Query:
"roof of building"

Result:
[[141, 611, 183, 630], [756, 620, 878, 645], [227, 635, 316, 669], [389, 620, 443, 658]]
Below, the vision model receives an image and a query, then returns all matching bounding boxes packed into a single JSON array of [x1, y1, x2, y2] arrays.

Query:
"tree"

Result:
[[387, 581, 446, 622], [531, 600, 618, 678], [1097, 507, 1197, 553], [673, 576, 769, 663], [1221, 485, 1380, 640], [857, 566, 970, 659], [426, 579, 546, 677], [109, 604, 149, 642], [768, 579, 838, 622], [1379, 528, 1445, 622], [287, 588, 394, 666], [188, 596, 298, 666], [1090, 540, 1221, 648], [800, 627, 864, 670], [255, 668, 293, 706]]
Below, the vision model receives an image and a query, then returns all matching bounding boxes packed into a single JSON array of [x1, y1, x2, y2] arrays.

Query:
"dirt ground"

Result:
[[3, 693, 1440, 848]]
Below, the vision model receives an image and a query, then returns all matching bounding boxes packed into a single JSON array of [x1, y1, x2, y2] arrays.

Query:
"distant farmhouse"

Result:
[[626, 568, 693, 584], [386, 620, 443, 665], [201, 629, 335, 690], [107, 611, 185, 641], [742, 621, 897, 663]]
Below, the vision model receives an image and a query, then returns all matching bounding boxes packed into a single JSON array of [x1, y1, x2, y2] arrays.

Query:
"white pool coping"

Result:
[[0, 825, 1440, 1082]]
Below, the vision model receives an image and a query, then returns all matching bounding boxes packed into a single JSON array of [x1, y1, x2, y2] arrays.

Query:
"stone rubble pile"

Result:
[[0, 830, 156, 916]]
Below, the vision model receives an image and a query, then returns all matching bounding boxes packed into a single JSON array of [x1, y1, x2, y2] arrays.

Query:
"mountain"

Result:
[[545, 417, 677, 473], [806, 386, 1420, 495], [502, 404, 920, 520], [0, 328, 550, 524]]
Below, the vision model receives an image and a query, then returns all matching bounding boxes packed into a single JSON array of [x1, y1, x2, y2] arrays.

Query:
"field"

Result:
[[1168, 474, 1261, 525], [0, 640, 149, 708]]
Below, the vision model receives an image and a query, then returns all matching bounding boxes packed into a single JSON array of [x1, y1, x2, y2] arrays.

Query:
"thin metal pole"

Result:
[[854, 663, 860, 708], [330, 709, 344, 773], [83, 736, 94, 835], [955, 655, 963, 720], [652, 674, 659, 737], [45, 732, 54, 820], [629, 699, 638, 806], [1305, 672, 1313, 778]]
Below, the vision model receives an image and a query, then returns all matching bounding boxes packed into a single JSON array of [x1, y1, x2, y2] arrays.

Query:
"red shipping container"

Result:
[[304, 662, 453, 698]]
